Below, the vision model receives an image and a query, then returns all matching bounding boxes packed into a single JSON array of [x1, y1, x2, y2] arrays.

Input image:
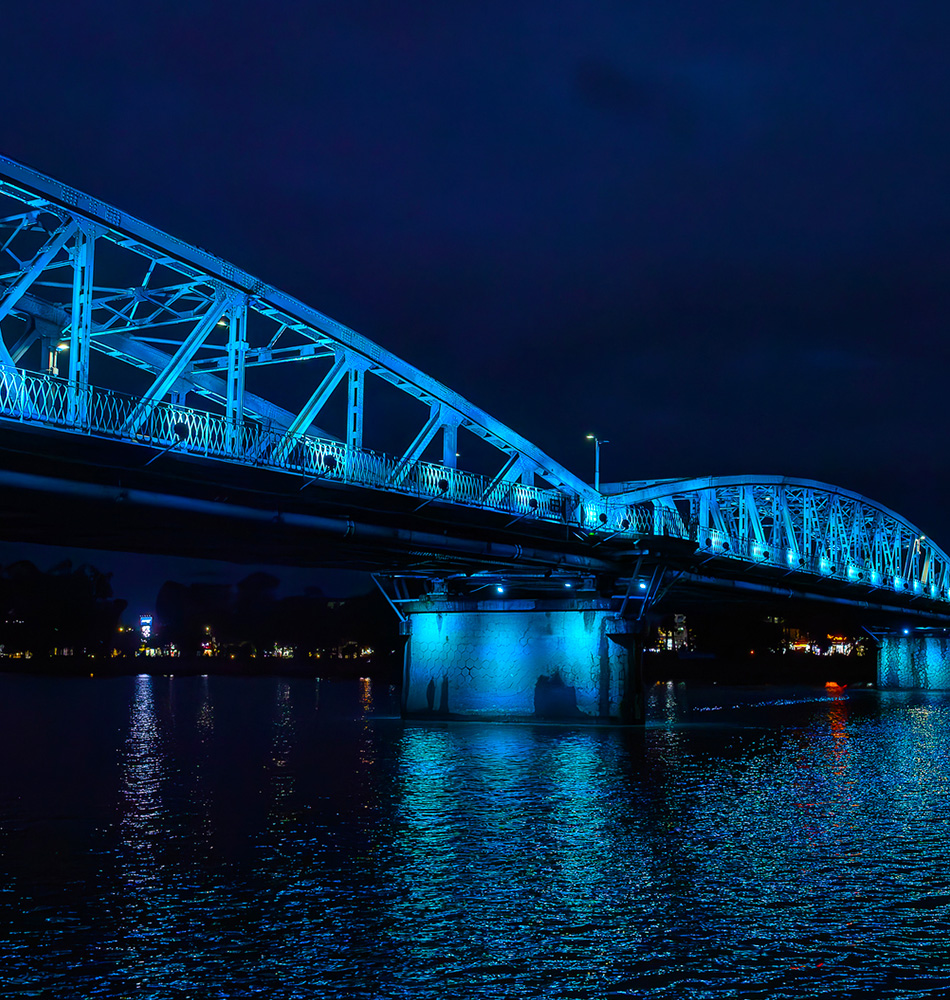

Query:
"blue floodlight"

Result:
[[496, 585, 505, 594], [638, 581, 648, 591]]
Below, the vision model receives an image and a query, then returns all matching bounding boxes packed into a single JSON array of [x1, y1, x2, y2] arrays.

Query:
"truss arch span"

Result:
[[2, 154, 950, 615], [605, 475, 950, 605]]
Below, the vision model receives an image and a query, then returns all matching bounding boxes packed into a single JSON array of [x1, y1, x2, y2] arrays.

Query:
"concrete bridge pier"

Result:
[[878, 631, 950, 689], [400, 598, 642, 723]]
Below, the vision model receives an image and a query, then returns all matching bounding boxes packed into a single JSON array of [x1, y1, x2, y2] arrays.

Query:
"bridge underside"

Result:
[[0, 418, 616, 576], [0, 413, 947, 630], [3, 418, 949, 631]]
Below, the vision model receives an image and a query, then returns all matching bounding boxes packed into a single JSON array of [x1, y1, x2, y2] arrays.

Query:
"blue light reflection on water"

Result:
[[3, 677, 950, 996]]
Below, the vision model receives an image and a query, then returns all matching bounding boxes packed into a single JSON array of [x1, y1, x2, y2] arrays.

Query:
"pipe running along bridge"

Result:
[[0, 155, 942, 719]]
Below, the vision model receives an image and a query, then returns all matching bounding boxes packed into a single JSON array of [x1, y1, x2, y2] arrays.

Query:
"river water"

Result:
[[2, 674, 950, 998]]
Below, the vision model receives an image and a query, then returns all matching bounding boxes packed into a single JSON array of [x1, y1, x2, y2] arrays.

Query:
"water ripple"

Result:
[[3, 680, 950, 996]]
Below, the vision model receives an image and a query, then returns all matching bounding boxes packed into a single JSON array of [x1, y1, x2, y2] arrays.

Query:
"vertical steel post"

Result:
[[442, 422, 457, 469], [225, 298, 248, 455], [347, 367, 364, 453], [67, 225, 96, 425], [587, 435, 608, 491]]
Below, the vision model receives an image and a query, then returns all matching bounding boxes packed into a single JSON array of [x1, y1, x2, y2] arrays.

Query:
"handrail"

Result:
[[0, 366, 586, 522]]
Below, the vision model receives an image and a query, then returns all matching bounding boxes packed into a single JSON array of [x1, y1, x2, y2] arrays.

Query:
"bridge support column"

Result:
[[401, 598, 641, 723], [878, 632, 950, 689]]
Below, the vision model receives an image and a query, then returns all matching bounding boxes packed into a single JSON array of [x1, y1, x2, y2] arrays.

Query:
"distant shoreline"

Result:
[[643, 649, 875, 686], [0, 649, 874, 688], [0, 654, 402, 682]]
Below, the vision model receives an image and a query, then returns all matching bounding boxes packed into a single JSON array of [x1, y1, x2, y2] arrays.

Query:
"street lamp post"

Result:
[[47, 340, 68, 376], [586, 434, 609, 492]]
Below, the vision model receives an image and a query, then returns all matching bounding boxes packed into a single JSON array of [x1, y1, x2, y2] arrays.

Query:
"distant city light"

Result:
[[139, 615, 152, 640]]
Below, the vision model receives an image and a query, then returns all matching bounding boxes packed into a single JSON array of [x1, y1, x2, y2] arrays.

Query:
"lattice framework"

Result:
[[1, 156, 949, 608]]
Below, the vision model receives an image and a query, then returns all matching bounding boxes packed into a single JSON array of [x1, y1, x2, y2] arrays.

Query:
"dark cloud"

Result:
[[574, 58, 697, 140]]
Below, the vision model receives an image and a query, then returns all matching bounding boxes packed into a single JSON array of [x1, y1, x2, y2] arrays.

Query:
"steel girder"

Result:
[[0, 155, 596, 517], [605, 476, 950, 605]]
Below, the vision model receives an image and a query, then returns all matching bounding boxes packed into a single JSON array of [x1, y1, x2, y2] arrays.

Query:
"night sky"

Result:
[[3, 1, 950, 611]]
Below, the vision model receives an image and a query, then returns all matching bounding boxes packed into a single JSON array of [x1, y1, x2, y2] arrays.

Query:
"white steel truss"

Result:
[[0, 156, 948, 609]]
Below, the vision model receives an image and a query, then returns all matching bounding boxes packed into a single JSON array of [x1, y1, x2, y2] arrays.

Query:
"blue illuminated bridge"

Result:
[[0, 155, 943, 719]]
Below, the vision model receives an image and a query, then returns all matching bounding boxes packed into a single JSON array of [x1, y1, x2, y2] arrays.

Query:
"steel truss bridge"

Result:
[[0, 153, 947, 623]]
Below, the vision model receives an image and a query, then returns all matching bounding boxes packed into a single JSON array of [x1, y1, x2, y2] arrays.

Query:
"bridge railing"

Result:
[[0, 367, 582, 523], [263, 425, 563, 517], [0, 367, 70, 424]]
